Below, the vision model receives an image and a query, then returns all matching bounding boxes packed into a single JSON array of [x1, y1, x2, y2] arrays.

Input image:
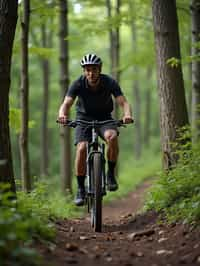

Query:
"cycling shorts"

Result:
[[74, 122, 119, 145]]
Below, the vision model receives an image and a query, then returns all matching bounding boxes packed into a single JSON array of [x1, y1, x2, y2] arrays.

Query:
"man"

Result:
[[58, 53, 133, 206]]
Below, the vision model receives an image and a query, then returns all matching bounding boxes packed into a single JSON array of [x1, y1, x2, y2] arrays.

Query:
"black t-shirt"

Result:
[[66, 74, 123, 120]]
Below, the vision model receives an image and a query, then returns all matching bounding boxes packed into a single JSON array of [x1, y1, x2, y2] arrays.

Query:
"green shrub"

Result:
[[145, 131, 200, 224], [0, 183, 55, 266]]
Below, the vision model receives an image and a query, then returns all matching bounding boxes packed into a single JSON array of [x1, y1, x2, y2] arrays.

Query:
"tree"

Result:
[[152, 0, 189, 170], [106, 0, 121, 119], [20, 0, 31, 192], [144, 68, 153, 148], [191, 0, 200, 142], [58, 0, 72, 194], [130, 1, 142, 159], [40, 22, 52, 176], [0, 0, 18, 193]]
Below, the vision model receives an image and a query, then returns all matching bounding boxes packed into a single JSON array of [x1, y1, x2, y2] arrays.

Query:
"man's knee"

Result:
[[76, 141, 87, 154], [104, 130, 118, 143]]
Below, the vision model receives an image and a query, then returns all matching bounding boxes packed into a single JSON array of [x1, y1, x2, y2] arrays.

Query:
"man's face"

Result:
[[83, 65, 101, 87]]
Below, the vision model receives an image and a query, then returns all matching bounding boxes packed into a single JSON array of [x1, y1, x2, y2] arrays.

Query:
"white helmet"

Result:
[[80, 53, 102, 67]]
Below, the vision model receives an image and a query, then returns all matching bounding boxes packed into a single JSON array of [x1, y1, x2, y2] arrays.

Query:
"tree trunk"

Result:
[[40, 23, 50, 176], [106, 0, 121, 119], [144, 68, 153, 148], [152, 0, 189, 170], [130, 5, 142, 159], [58, 0, 72, 194], [191, 0, 200, 142], [0, 0, 18, 193], [20, 0, 31, 192]]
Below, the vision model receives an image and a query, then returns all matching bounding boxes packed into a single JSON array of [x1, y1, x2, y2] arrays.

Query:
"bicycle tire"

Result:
[[91, 153, 103, 232]]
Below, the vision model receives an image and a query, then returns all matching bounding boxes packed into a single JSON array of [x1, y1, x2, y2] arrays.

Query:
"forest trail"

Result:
[[36, 178, 200, 266]]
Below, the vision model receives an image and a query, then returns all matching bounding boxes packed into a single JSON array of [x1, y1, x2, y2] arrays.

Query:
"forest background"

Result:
[[1, 0, 200, 264]]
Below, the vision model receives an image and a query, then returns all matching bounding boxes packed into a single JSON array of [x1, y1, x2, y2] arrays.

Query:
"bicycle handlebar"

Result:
[[56, 119, 132, 128]]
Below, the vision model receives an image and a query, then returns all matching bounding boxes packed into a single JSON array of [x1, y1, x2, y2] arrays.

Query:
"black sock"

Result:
[[107, 161, 116, 177], [77, 175, 85, 189]]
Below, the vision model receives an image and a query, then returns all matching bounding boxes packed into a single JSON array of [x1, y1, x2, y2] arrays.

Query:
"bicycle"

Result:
[[57, 119, 130, 232]]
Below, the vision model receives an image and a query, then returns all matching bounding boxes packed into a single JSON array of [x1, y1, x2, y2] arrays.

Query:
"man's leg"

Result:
[[104, 129, 119, 191], [74, 141, 87, 206]]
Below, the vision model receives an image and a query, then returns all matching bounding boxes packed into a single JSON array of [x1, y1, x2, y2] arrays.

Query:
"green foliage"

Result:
[[145, 129, 200, 224], [9, 108, 36, 134], [9, 108, 21, 134], [29, 47, 56, 59], [166, 57, 180, 68], [0, 182, 55, 265]]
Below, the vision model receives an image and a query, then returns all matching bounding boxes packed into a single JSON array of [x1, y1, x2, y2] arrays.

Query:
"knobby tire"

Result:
[[91, 153, 102, 232]]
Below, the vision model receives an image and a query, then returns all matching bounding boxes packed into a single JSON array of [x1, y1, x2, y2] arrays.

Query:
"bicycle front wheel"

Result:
[[91, 153, 103, 232]]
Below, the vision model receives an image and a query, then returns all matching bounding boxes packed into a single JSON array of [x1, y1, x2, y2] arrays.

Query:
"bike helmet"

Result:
[[80, 53, 102, 67]]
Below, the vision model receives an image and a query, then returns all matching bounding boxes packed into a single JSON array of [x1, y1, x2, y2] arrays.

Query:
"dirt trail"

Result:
[[36, 178, 200, 266]]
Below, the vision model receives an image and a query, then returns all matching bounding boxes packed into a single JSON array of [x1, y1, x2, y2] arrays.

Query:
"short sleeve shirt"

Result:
[[66, 74, 123, 120]]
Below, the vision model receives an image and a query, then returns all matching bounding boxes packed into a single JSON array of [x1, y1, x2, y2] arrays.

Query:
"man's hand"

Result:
[[122, 115, 134, 124], [57, 114, 68, 124]]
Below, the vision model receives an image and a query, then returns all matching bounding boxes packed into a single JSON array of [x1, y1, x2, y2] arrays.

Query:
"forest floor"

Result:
[[36, 178, 200, 266]]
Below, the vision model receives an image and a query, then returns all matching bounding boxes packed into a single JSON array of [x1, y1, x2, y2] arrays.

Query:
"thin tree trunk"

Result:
[[191, 0, 200, 142], [152, 0, 189, 170], [144, 68, 153, 148], [58, 0, 72, 194], [20, 0, 31, 192], [0, 0, 18, 193], [106, 0, 121, 119], [41, 23, 50, 176], [130, 4, 142, 159]]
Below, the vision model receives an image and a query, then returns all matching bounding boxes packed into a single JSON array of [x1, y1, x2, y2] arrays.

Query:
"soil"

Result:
[[36, 178, 200, 266]]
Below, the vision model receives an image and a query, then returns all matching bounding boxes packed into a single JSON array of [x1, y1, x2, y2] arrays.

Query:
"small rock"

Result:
[[158, 230, 164, 235], [127, 229, 155, 240], [65, 243, 79, 251], [158, 237, 168, 243], [70, 226, 75, 232], [194, 244, 199, 249], [79, 247, 88, 254], [136, 252, 144, 257], [105, 257, 113, 262], [80, 235, 89, 240], [197, 256, 200, 263], [156, 250, 173, 255]]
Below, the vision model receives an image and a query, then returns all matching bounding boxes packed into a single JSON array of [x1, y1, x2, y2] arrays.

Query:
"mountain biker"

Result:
[[58, 53, 133, 206]]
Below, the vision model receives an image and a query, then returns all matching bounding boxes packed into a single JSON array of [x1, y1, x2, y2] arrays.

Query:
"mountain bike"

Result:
[[58, 119, 129, 232]]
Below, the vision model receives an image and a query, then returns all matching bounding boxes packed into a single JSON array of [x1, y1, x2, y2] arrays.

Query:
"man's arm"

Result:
[[58, 96, 74, 123], [115, 95, 133, 124]]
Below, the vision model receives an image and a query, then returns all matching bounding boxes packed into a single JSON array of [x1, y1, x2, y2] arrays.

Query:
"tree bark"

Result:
[[191, 0, 200, 142], [130, 3, 142, 159], [20, 0, 31, 192], [152, 0, 189, 170], [106, 0, 121, 119], [40, 23, 50, 176], [144, 68, 153, 148], [58, 0, 72, 194], [0, 0, 18, 193]]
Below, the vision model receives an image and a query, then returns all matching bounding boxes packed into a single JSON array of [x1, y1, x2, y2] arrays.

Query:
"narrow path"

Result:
[[35, 178, 200, 266], [103, 178, 152, 221]]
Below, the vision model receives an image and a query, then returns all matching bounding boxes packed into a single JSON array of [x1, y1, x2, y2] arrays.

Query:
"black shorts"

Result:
[[74, 121, 118, 145]]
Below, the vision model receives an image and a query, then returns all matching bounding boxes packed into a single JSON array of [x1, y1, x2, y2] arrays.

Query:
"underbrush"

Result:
[[0, 183, 55, 266], [145, 134, 200, 225]]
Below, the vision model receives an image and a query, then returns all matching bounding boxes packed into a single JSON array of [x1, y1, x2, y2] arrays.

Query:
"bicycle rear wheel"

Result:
[[91, 153, 103, 232]]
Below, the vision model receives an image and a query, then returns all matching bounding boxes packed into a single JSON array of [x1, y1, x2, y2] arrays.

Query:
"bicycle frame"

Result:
[[86, 123, 106, 198]]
